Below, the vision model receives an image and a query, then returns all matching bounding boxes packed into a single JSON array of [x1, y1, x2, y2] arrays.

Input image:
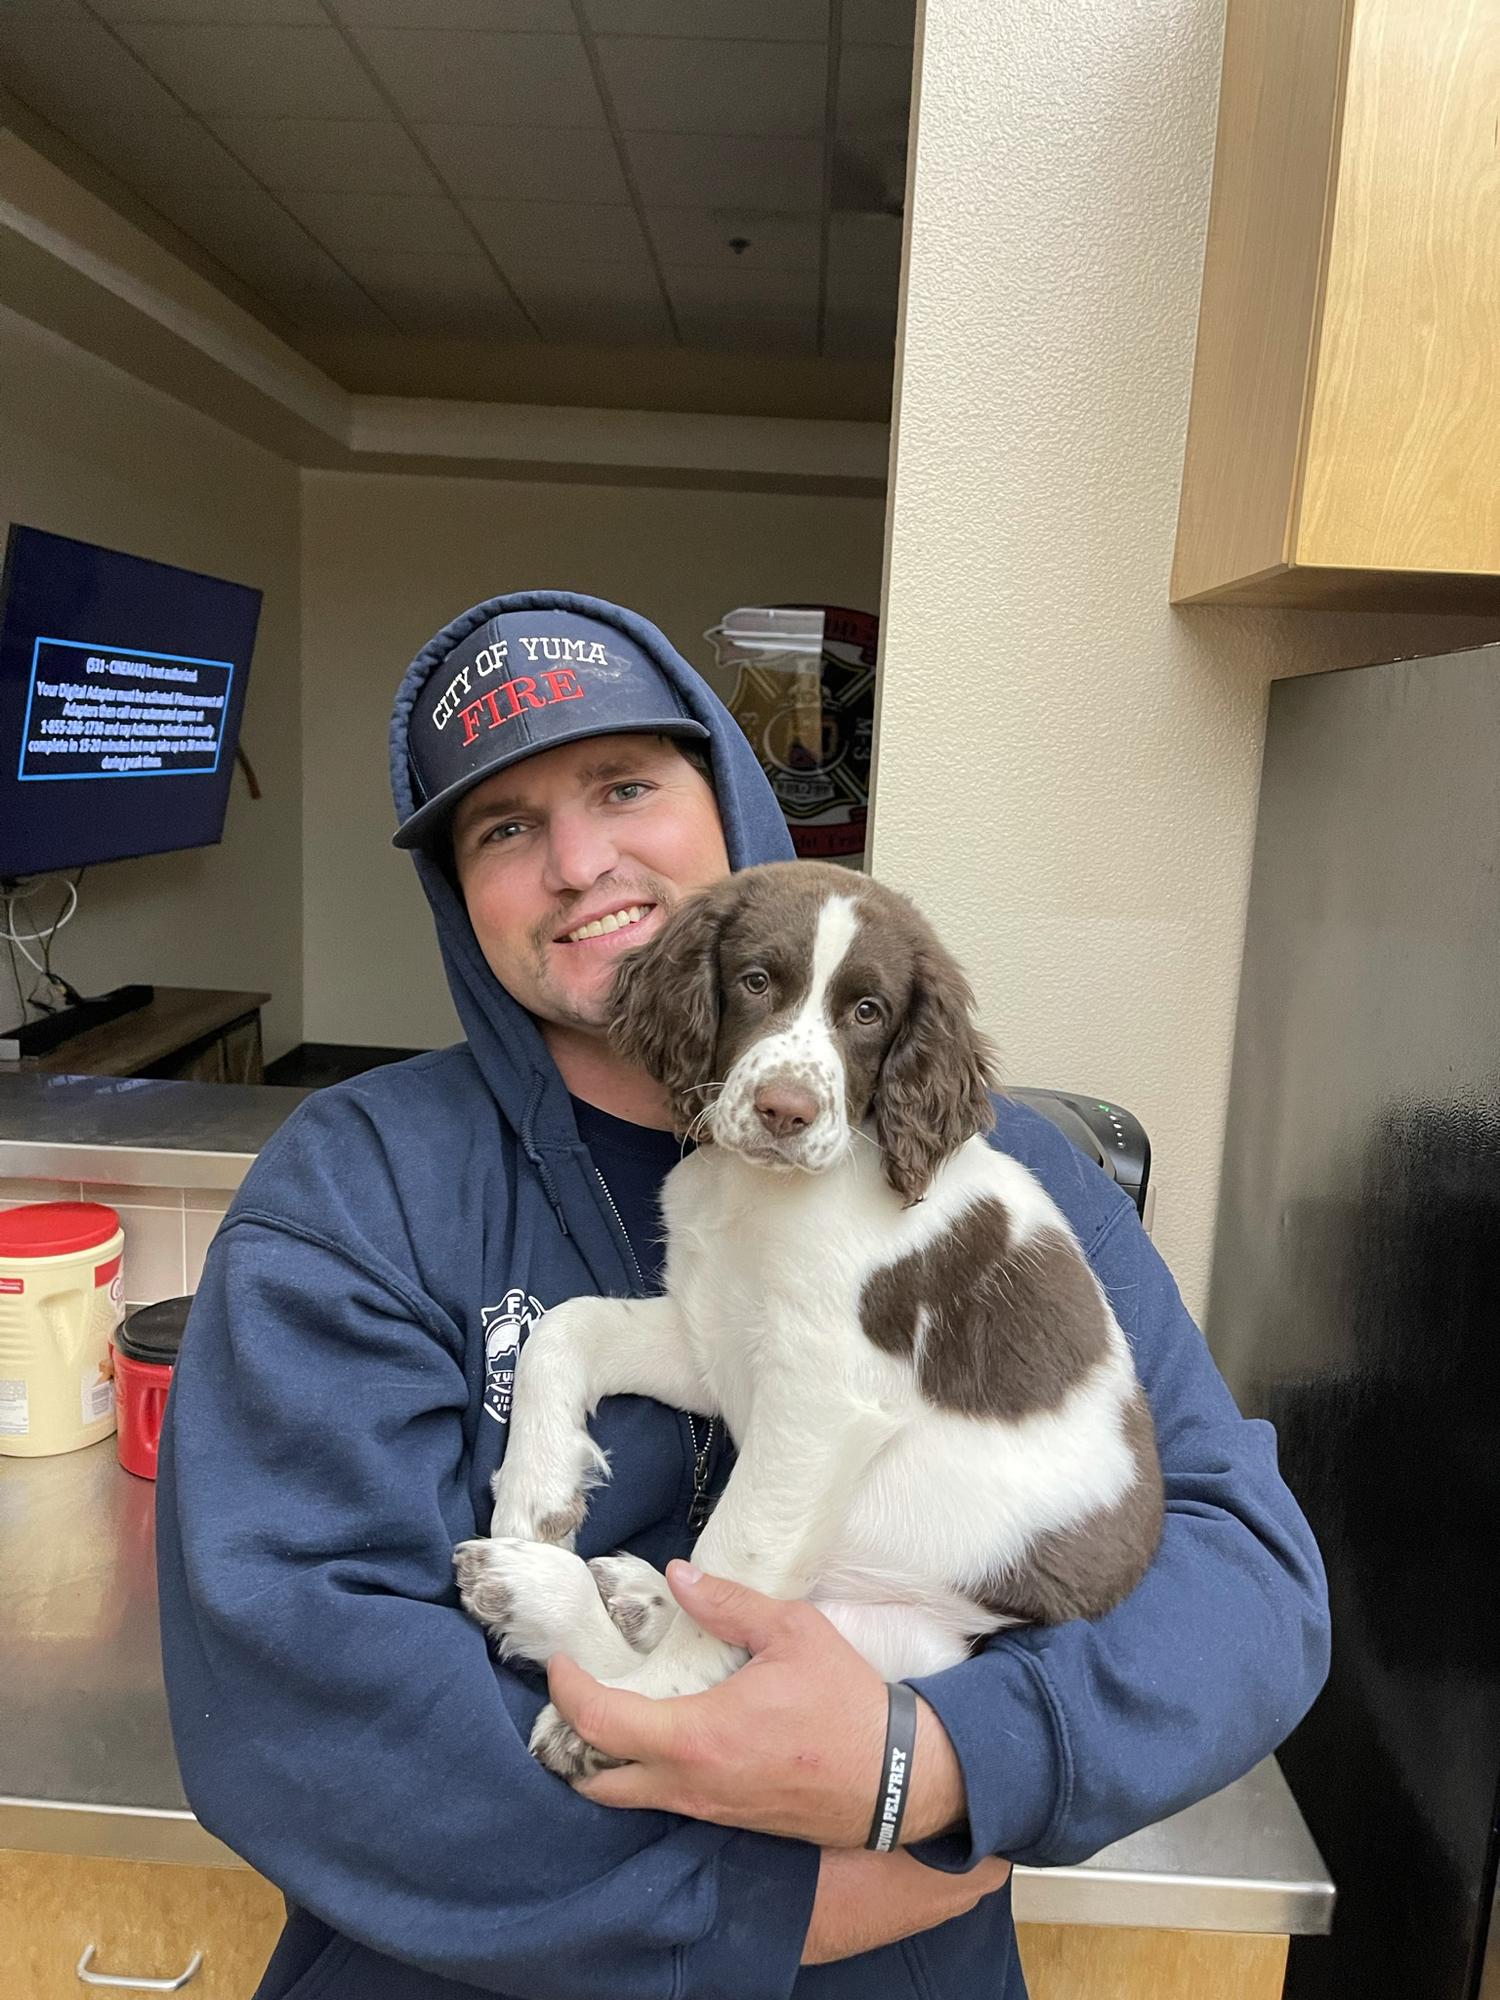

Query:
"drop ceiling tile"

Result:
[[364, 277, 535, 339], [827, 209, 902, 277], [279, 188, 475, 256], [464, 198, 645, 265], [60, 108, 257, 187], [352, 29, 603, 127], [840, 0, 916, 46], [418, 123, 627, 203], [0, 1, 88, 19], [209, 116, 439, 192], [822, 302, 897, 358], [334, 0, 573, 25], [509, 258, 663, 316], [664, 262, 817, 312], [625, 133, 822, 210], [580, 0, 823, 39], [0, 20, 184, 122], [527, 295, 673, 346], [595, 37, 823, 138], [141, 181, 356, 288], [112, 23, 387, 117], [836, 40, 911, 131], [253, 270, 395, 332], [644, 205, 819, 270], [335, 245, 512, 297], [92, 1, 325, 22], [674, 302, 817, 357]]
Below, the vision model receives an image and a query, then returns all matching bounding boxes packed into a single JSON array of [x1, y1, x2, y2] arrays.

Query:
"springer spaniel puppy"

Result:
[[456, 862, 1163, 1779]]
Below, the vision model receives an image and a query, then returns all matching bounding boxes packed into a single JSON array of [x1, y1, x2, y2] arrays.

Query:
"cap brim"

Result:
[[392, 715, 713, 850]]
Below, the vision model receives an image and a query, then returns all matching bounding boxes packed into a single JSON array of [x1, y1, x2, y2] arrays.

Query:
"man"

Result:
[[157, 591, 1329, 2000]]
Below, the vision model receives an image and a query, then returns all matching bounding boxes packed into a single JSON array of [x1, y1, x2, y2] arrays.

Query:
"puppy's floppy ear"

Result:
[[609, 880, 733, 1131], [874, 939, 998, 1205]]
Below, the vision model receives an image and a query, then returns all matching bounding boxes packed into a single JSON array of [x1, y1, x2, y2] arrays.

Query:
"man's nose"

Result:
[[754, 1082, 821, 1139], [542, 809, 620, 894]]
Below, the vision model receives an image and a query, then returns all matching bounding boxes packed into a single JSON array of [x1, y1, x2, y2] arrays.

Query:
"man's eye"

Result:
[[742, 969, 770, 995], [483, 820, 527, 844], [611, 782, 651, 802]]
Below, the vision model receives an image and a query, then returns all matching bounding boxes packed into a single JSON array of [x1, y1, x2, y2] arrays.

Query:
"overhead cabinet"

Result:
[[1171, 0, 1500, 609]]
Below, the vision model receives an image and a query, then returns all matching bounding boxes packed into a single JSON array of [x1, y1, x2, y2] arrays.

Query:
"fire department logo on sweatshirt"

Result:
[[480, 1289, 543, 1426]]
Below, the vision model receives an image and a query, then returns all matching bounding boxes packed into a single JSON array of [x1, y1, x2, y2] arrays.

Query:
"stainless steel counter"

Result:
[[0, 1071, 308, 1191], [0, 1436, 1334, 1934]]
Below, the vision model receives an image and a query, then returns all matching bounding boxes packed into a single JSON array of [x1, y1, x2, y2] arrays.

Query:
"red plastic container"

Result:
[[112, 1296, 189, 1481]]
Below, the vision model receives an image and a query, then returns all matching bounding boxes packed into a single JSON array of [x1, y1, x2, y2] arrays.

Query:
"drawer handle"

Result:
[[76, 1945, 204, 1991]]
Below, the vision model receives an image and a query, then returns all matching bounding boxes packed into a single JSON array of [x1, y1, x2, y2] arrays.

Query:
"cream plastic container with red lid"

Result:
[[0, 1201, 123, 1457]]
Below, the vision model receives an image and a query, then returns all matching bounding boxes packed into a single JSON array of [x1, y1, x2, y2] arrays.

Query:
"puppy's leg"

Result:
[[490, 1293, 717, 1547], [531, 1378, 899, 1781], [454, 1538, 643, 1682]]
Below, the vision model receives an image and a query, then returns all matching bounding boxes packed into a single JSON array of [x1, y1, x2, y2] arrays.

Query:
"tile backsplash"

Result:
[[0, 1176, 229, 1307]]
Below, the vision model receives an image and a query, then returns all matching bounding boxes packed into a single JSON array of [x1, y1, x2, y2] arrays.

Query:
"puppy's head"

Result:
[[610, 861, 997, 1202]]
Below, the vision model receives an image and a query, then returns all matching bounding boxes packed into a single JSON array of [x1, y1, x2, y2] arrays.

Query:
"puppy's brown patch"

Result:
[[860, 1201, 1109, 1419]]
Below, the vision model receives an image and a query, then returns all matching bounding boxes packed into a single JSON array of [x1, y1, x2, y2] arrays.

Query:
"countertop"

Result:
[[0, 1437, 1335, 1935], [0, 1071, 309, 1190]]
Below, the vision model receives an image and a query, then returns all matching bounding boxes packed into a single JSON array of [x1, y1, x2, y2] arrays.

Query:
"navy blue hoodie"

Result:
[[157, 591, 1330, 2000]]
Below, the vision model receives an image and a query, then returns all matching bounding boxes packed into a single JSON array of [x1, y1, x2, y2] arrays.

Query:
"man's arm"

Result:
[[157, 1213, 818, 2000]]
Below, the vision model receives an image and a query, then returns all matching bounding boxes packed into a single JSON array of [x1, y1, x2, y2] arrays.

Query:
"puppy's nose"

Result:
[[754, 1082, 820, 1138]]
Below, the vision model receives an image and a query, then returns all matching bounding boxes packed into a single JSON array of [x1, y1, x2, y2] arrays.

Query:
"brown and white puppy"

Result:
[[456, 862, 1163, 1780]]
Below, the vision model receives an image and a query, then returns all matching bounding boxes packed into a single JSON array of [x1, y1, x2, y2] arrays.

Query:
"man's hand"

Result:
[[547, 1562, 970, 1846], [801, 1849, 1013, 1965]]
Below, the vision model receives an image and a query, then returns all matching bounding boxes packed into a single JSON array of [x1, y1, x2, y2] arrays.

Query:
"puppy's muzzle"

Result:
[[753, 1081, 820, 1140]]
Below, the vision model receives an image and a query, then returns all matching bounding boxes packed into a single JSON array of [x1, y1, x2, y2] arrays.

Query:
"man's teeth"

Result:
[[565, 905, 651, 943]]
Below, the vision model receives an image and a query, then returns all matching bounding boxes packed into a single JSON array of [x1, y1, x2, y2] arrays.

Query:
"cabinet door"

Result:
[[1016, 1923, 1288, 2000], [0, 1850, 285, 2000]]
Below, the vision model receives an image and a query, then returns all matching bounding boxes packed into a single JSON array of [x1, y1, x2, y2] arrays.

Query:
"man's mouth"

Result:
[[557, 902, 656, 945]]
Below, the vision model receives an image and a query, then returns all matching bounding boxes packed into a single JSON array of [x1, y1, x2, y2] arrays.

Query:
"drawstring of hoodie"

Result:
[[520, 1074, 570, 1238]]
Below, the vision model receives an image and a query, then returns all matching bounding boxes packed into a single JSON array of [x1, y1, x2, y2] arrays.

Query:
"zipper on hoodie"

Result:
[[593, 1164, 716, 1532]]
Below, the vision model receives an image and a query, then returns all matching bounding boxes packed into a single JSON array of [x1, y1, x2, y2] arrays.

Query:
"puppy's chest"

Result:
[[663, 1164, 874, 1435]]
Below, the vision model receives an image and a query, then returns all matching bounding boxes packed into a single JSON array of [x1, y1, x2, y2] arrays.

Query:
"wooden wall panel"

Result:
[[1017, 1922, 1289, 2000]]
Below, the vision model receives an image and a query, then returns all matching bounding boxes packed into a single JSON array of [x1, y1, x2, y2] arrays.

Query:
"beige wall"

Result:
[[870, 0, 1500, 1321], [0, 305, 303, 1059], [299, 470, 885, 1048]]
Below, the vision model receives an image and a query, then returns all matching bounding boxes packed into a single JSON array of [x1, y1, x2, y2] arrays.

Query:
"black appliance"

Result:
[[1208, 644, 1500, 2000]]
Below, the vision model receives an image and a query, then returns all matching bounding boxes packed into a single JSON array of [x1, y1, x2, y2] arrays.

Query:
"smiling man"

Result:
[[155, 592, 1329, 2000]]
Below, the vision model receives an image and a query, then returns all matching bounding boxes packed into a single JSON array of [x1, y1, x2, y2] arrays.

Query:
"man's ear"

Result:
[[609, 880, 735, 1131]]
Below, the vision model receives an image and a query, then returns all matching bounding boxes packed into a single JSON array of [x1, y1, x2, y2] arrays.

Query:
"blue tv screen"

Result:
[[0, 525, 261, 878]]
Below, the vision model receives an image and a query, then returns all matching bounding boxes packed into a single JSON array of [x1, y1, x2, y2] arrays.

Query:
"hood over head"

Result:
[[389, 590, 795, 1225]]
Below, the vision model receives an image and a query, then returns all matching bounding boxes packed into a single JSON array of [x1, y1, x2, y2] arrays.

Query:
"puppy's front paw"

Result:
[[488, 1432, 608, 1548], [588, 1553, 674, 1654], [529, 1700, 627, 1783], [454, 1536, 600, 1667]]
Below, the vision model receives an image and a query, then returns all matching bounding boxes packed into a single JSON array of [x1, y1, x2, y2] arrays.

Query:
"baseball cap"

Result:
[[393, 606, 710, 851]]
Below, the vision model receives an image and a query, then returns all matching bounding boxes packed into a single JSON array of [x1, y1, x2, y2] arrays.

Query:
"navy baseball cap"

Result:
[[393, 606, 710, 851]]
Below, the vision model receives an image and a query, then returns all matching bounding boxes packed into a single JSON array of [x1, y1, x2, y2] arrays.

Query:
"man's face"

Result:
[[450, 733, 730, 1035]]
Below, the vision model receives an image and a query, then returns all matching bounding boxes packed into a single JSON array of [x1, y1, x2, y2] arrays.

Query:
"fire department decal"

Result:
[[481, 1289, 543, 1426]]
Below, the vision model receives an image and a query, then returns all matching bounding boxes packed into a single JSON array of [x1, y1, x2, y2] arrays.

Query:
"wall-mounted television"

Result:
[[0, 525, 261, 879]]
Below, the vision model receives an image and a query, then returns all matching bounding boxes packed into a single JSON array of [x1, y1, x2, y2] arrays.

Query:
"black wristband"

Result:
[[865, 1680, 918, 1852]]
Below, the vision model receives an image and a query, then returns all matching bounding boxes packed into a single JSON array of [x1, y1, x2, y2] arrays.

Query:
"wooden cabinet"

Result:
[[1172, 0, 1500, 609], [0, 1851, 283, 1999], [1017, 1923, 1287, 2000]]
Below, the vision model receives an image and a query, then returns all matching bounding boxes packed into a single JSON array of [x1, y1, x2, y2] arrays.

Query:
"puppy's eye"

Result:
[[853, 997, 884, 1025], [742, 969, 771, 996]]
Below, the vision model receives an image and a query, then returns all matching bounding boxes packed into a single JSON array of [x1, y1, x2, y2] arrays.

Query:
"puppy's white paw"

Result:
[[453, 1537, 600, 1667], [529, 1700, 626, 1783], [488, 1431, 608, 1549], [588, 1554, 675, 1654]]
